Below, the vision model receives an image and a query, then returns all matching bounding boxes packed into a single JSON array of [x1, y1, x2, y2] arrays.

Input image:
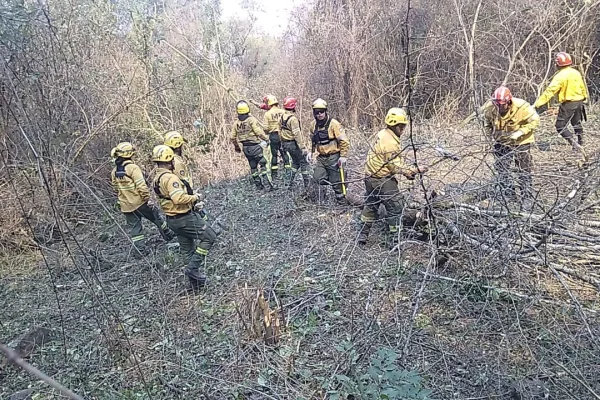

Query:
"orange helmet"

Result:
[[555, 52, 573, 67], [492, 86, 512, 105]]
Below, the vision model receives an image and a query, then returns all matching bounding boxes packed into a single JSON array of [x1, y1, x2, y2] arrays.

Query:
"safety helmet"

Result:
[[312, 98, 328, 110], [237, 101, 250, 114], [384, 108, 408, 126], [283, 97, 297, 110], [492, 86, 513, 105], [152, 145, 175, 162], [555, 52, 573, 67], [164, 131, 185, 149], [266, 95, 278, 106], [113, 142, 135, 158]]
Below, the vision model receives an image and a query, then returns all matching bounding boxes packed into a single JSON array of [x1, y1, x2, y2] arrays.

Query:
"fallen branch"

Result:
[[0, 343, 85, 400]]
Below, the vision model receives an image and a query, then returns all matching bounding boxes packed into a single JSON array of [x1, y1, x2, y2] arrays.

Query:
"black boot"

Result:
[[185, 254, 208, 291], [253, 175, 264, 190]]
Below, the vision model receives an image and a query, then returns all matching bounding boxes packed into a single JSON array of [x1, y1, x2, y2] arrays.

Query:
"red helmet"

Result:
[[492, 86, 512, 105], [555, 52, 573, 67], [283, 97, 297, 110]]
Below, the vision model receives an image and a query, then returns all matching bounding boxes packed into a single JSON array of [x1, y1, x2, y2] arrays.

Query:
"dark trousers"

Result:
[[243, 143, 269, 187], [360, 176, 405, 230], [269, 132, 290, 170], [493, 143, 533, 200], [166, 211, 217, 273], [124, 203, 173, 244], [313, 153, 343, 196], [556, 101, 584, 145]]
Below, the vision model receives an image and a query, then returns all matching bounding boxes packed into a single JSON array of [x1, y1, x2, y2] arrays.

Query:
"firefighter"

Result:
[[250, 95, 270, 111], [164, 130, 194, 187], [263, 95, 291, 179], [534, 52, 588, 150], [278, 96, 311, 190], [152, 145, 217, 290], [110, 142, 175, 255], [308, 98, 350, 204], [357, 108, 428, 245], [481, 86, 539, 204], [231, 100, 274, 191]]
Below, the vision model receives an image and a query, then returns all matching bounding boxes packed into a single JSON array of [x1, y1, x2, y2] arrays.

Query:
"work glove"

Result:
[[194, 201, 205, 212], [337, 157, 347, 167], [259, 141, 268, 149], [113, 201, 121, 211], [509, 130, 524, 141], [305, 152, 313, 163]]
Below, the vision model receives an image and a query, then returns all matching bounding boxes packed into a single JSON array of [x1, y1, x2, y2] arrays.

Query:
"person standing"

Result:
[[482, 86, 539, 205], [231, 101, 274, 191], [263, 95, 290, 180], [152, 145, 217, 290], [308, 98, 350, 205], [110, 142, 175, 255], [279, 96, 310, 190], [358, 108, 428, 245], [534, 52, 588, 150]]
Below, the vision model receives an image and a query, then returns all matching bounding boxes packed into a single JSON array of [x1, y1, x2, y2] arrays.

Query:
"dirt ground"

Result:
[[1, 110, 600, 399]]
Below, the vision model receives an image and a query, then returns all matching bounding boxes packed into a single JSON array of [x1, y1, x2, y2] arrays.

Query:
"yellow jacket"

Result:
[[534, 66, 588, 107], [153, 167, 199, 216], [173, 154, 193, 188], [111, 161, 149, 213], [279, 110, 302, 143], [481, 98, 539, 146], [365, 128, 409, 178], [309, 118, 350, 157], [231, 115, 268, 144], [264, 106, 284, 134]]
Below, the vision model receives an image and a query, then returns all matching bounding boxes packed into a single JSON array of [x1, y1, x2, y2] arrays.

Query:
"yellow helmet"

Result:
[[266, 95, 278, 106], [312, 98, 328, 110], [385, 108, 408, 126], [151, 145, 175, 162], [113, 142, 135, 158], [237, 101, 250, 114], [164, 131, 185, 149]]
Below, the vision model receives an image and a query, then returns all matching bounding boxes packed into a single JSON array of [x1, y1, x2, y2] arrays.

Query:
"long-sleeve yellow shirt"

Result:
[[365, 128, 409, 178], [264, 106, 284, 134], [534, 66, 588, 107], [309, 118, 350, 157], [173, 154, 193, 188], [231, 115, 268, 144], [481, 98, 539, 145], [279, 110, 302, 143], [111, 161, 149, 212], [153, 167, 199, 216]]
